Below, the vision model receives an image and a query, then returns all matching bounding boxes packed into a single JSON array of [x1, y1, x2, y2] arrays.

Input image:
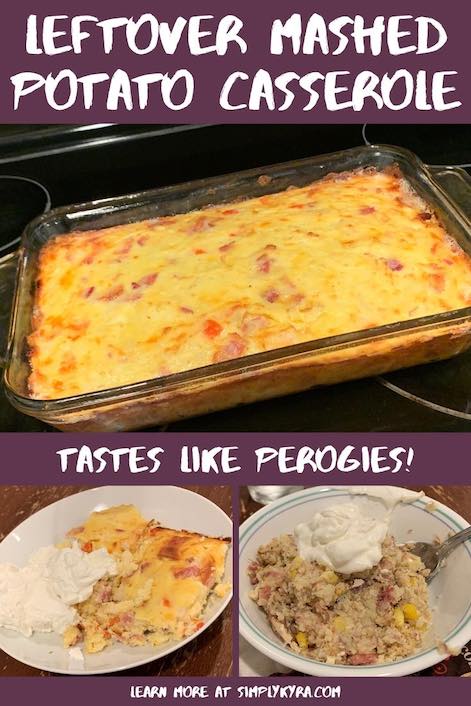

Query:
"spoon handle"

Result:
[[437, 525, 471, 561]]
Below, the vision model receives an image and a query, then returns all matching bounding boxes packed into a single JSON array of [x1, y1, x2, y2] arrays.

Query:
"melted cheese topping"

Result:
[[65, 505, 230, 652], [124, 526, 228, 638], [29, 168, 471, 399], [66, 504, 148, 554]]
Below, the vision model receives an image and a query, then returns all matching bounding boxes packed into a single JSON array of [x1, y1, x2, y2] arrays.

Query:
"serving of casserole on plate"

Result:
[[63, 504, 231, 654], [5, 145, 471, 430], [0, 486, 233, 674]]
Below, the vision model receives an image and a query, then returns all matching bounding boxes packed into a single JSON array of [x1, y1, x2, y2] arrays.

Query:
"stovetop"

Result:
[[1, 123, 471, 432]]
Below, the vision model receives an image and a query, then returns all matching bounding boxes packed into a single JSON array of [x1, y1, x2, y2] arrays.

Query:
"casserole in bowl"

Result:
[[3, 145, 471, 430], [239, 487, 471, 677]]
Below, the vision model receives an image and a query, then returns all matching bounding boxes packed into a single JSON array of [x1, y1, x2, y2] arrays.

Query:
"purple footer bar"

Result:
[[1, 676, 469, 704]]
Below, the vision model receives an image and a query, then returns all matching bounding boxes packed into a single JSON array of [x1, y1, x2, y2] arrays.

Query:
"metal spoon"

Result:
[[409, 526, 471, 582]]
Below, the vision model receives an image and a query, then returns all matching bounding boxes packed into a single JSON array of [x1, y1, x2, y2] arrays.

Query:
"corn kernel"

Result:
[[322, 570, 339, 585], [295, 632, 308, 649], [402, 603, 419, 622], [289, 557, 303, 577], [393, 607, 405, 628], [333, 616, 347, 632]]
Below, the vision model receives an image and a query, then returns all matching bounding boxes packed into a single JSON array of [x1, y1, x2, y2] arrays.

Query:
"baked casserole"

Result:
[[62, 504, 231, 653], [28, 166, 471, 400], [248, 533, 431, 665]]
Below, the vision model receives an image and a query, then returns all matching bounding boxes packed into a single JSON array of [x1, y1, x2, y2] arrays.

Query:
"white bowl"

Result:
[[239, 486, 471, 677], [0, 486, 232, 674]]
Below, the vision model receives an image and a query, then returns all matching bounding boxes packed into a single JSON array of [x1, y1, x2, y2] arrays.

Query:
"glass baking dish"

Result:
[[2, 144, 471, 431]]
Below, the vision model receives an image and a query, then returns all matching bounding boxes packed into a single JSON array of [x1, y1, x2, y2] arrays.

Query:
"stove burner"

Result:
[[380, 349, 471, 420], [0, 175, 51, 255]]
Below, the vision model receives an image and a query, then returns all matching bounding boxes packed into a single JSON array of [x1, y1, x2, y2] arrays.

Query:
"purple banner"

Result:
[[1, 676, 470, 704], [0, 432, 469, 484], [0, 0, 469, 122]]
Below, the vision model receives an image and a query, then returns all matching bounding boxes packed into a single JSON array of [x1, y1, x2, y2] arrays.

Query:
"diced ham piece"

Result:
[[258, 585, 272, 601], [386, 258, 403, 272], [139, 272, 158, 287], [120, 612, 134, 627], [242, 315, 270, 334], [213, 333, 247, 362], [257, 253, 272, 273], [99, 284, 124, 301], [200, 560, 216, 587], [173, 564, 201, 579], [188, 216, 213, 233], [116, 238, 133, 255], [97, 586, 112, 602], [137, 235, 149, 246], [359, 206, 376, 215], [263, 288, 280, 303], [83, 286, 95, 298], [377, 585, 395, 606], [347, 653, 378, 665], [132, 272, 158, 289], [248, 561, 260, 584], [180, 306, 194, 314], [122, 292, 142, 302], [219, 241, 235, 253]]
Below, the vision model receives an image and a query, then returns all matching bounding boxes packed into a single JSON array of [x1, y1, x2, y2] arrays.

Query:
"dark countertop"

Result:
[[240, 484, 471, 524]]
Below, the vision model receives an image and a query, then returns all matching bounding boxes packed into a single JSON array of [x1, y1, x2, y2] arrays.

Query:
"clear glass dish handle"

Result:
[[428, 165, 471, 221], [0, 250, 19, 367]]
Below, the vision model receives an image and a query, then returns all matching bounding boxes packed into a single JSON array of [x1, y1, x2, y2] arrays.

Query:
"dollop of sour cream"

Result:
[[294, 486, 423, 575], [0, 542, 117, 637]]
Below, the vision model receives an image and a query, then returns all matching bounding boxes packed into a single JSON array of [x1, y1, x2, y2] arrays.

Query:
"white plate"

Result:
[[0, 486, 233, 674], [239, 486, 471, 677]]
